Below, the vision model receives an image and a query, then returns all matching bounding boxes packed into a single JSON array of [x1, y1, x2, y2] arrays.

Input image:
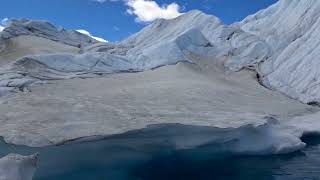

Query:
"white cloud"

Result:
[[76, 29, 108, 43], [0, 26, 4, 32], [95, 0, 183, 22], [126, 0, 182, 22]]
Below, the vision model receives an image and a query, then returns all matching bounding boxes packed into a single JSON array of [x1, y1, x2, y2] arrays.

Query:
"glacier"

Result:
[[0, 0, 318, 148], [1, 0, 320, 177]]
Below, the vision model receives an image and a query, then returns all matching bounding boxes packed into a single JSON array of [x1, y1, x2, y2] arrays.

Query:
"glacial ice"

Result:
[[0, 10, 271, 90], [3, 0, 318, 105], [12, 53, 136, 80], [0, 62, 313, 147], [4, 1, 320, 178], [240, 0, 320, 103], [1, 19, 98, 47], [0, 153, 38, 180], [0, 0, 320, 158]]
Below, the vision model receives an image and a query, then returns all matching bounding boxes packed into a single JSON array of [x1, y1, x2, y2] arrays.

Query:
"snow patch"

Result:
[[76, 29, 108, 43]]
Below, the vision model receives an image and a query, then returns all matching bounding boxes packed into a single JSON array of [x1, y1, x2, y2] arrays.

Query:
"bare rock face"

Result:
[[0, 153, 38, 180]]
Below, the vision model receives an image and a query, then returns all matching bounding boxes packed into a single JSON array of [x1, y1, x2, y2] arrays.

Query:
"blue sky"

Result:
[[0, 0, 277, 42]]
